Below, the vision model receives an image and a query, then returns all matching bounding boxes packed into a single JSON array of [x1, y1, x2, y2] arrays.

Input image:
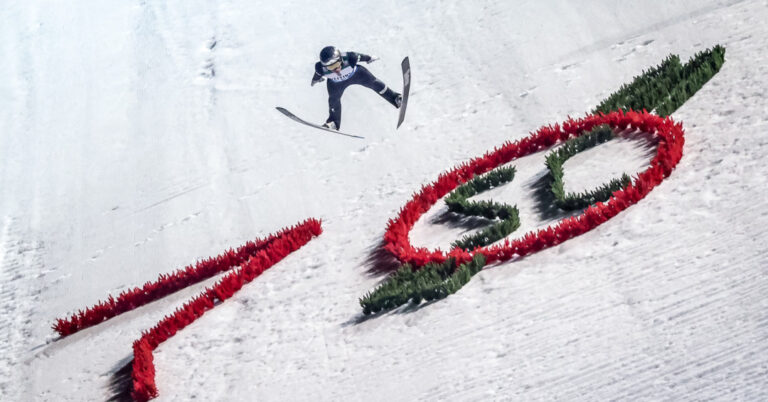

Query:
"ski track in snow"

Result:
[[1, 0, 768, 401], [0, 217, 44, 400]]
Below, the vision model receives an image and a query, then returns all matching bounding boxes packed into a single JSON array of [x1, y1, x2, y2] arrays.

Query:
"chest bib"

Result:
[[325, 65, 357, 83]]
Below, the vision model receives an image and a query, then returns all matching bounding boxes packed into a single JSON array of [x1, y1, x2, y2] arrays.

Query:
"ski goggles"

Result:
[[324, 59, 342, 70]]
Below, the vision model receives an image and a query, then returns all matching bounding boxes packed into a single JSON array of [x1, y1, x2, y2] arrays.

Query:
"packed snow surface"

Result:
[[1, 0, 767, 400]]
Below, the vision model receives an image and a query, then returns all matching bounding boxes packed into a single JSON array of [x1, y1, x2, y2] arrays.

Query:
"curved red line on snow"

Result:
[[382, 110, 684, 267]]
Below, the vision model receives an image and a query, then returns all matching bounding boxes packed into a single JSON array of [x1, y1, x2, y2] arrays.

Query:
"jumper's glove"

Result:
[[366, 55, 379, 64], [311, 78, 324, 86]]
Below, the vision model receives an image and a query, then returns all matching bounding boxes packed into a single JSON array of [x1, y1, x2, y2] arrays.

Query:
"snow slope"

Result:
[[1, 0, 767, 400]]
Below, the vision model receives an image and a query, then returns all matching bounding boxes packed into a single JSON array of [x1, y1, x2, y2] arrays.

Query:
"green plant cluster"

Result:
[[655, 45, 726, 116], [360, 254, 486, 315], [554, 45, 726, 211], [360, 45, 726, 316], [546, 125, 631, 210], [593, 45, 726, 117], [444, 166, 521, 250]]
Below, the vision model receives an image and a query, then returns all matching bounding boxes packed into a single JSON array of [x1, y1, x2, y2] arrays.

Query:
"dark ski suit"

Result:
[[311, 51, 400, 129]]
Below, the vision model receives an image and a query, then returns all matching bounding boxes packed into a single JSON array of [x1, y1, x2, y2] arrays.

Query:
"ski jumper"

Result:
[[311, 51, 400, 129]]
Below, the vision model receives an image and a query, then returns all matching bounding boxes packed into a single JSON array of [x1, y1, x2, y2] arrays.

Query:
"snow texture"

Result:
[[1, 0, 767, 400]]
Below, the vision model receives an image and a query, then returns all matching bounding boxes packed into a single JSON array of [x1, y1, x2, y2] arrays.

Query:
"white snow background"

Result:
[[1, 0, 767, 400]]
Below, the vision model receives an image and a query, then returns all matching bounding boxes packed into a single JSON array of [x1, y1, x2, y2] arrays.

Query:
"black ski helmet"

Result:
[[320, 46, 341, 65]]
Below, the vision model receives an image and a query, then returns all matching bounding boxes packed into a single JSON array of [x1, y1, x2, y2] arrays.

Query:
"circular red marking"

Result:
[[383, 110, 685, 266]]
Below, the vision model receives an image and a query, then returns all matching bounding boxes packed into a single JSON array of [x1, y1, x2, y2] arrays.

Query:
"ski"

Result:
[[396, 56, 411, 129], [275, 107, 365, 139]]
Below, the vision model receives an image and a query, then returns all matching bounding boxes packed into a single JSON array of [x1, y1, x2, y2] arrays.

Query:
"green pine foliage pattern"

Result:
[[593, 45, 725, 117], [360, 255, 486, 315], [546, 125, 632, 211], [360, 45, 726, 315], [444, 165, 521, 250], [557, 44, 726, 211], [359, 166, 517, 314]]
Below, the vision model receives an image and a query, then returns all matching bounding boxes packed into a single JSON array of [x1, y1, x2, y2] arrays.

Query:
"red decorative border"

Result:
[[131, 218, 322, 401], [54, 225, 290, 336], [383, 110, 684, 266]]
